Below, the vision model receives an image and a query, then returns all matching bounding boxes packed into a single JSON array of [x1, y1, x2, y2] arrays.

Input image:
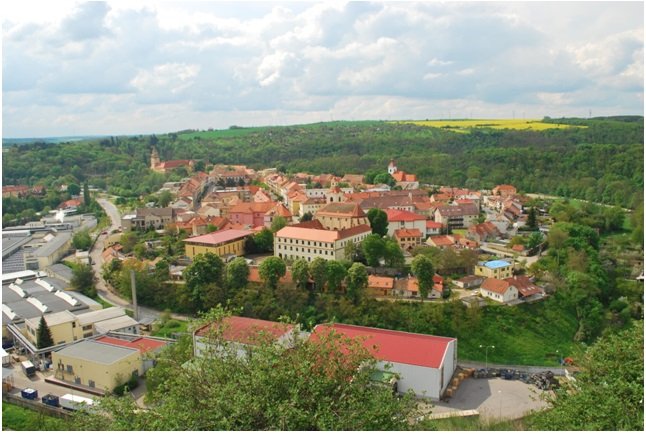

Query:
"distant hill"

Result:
[[2, 136, 109, 147]]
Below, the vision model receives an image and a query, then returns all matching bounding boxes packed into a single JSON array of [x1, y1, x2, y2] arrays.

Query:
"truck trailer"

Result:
[[20, 360, 36, 377], [59, 394, 95, 411]]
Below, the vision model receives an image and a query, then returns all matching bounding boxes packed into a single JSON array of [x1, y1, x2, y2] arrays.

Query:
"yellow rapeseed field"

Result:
[[398, 119, 585, 132]]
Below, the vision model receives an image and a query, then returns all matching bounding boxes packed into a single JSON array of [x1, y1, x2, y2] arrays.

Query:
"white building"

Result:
[[312, 323, 457, 400], [479, 278, 519, 303], [384, 209, 427, 237], [274, 223, 371, 262]]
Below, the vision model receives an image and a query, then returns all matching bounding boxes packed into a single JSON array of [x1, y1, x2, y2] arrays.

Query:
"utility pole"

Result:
[[130, 270, 139, 321]]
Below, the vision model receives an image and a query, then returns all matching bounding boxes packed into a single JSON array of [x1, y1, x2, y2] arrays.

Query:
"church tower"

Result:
[[388, 159, 397, 175], [150, 148, 161, 170]]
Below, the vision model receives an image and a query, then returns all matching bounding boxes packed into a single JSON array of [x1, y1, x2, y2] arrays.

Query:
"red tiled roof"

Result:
[[316, 202, 366, 218], [276, 224, 370, 243], [392, 171, 418, 182], [311, 323, 455, 369], [428, 235, 455, 246], [504, 275, 543, 297], [426, 221, 443, 229], [394, 228, 422, 238], [248, 266, 293, 284], [481, 278, 512, 294], [96, 336, 167, 353], [368, 275, 394, 289], [185, 229, 253, 245], [229, 202, 277, 214], [385, 209, 426, 222], [195, 316, 294, 345]]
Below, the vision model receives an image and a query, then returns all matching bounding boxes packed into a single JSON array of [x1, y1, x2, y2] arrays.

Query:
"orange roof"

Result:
[[426, 221, 443, 229], [481, 278, 512, 294], [504, 275, 542, 297], [512, 244, 525, 252], [96, 336, 168, 353], [385, 209, 426, 222], [265, 203, 292, 218], [185, 229, 253, 245], [276, 224, 371, 243], [316, 202, 366, 218], [368, 275, 394, 289], [428, 235, 455, 246], [195, 316, 294, 345], [392, 171, 417, 182], [394, 228, 422, 238]]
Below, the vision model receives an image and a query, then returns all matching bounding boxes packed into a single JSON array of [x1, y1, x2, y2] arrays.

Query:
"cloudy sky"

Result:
[[2, 1, 643, 137]]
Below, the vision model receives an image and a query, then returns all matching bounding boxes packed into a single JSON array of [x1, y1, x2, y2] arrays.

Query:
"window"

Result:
[[66, 365, 73, 373], [88, 380, 95, 388], [75, 377, 81, 385], [82, 325, 92, 331]]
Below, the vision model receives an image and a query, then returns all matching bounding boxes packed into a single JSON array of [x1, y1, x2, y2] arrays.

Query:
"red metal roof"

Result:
[[184, 229, 253, 245], [312, 324, 455, 369], [96, 336, 167, 353], [194, 316, 294, 345]]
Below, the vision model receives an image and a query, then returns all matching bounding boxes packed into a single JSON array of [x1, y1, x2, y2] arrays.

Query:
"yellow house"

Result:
[[184, 229, 253, 259], [52, 340, 141, 393], [24, 311, 79, 346], [474, 260, 514, 279]]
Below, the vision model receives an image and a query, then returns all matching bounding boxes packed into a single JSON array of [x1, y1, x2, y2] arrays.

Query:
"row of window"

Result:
[[278, 246, 334, 256]]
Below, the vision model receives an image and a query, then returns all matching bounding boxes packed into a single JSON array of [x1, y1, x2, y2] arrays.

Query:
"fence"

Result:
[[3, 394, 72, 419]]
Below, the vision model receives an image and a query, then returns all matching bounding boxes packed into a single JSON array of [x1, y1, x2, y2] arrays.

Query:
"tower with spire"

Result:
[[150, 147, 161, 170], [388, 159, 397, 175]]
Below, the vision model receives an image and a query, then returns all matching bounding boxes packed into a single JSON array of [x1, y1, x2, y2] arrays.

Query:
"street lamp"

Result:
[[479, 344, 495, 370]]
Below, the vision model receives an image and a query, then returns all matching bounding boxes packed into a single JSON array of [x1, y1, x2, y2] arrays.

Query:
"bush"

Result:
[[113, 374, 139, 396]]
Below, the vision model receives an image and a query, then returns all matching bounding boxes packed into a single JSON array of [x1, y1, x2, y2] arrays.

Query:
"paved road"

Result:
[[92, 197, 193, 323]]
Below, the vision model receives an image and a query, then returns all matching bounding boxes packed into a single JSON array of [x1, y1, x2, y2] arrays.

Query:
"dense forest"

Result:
[[3, 116, 643, 209]]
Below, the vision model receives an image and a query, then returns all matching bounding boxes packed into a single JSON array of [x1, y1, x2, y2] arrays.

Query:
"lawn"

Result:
[[2, 402, 68, 431], [398, 119, 585, 132], [152, 319, 189, 338]]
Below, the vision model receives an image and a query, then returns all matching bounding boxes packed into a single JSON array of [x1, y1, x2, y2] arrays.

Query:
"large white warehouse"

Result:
[[312, 323, 457, 400]]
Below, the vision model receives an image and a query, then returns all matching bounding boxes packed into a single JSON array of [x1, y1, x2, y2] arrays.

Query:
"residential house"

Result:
[[426, 235, 457, 249], [2, 185, 30, 198], [263, 203, 293, 228], [299, 196, 327, 218], [492, 184, 517, 197], [210, 164, 254, 185], [394, 229, 423, 252], [393, 276, 443, 299], [385, 209, 427, 237], [454, 275, 485, 289], [121, 208, 178, 231], [367, 275, 395, 297], [184, 229, 253, 260], [274, 224, 371, 262], [504, 275, 544, 298], [311, 323, 457, 400], [247, 266, 294, 286], [387, 160, 419, 190], [314, 202, 369, 230], [434, 204, 479, 230], [426, 220, 443, 237], [480, 278, 519, 303], [228, 202, 277, 228], [467, 221, 502, 243], [475, 260, 514, 279]]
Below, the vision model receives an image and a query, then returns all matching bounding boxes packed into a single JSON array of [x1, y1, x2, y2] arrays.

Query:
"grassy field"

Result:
[[427, 414, 530, 431], [398, 119, 585, 132], [2, 402, 67, 431], [152, 319, 189, 338]]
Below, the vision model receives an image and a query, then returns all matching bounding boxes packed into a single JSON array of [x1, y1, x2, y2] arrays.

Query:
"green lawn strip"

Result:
[[151, 319, 189, 338], [457, 299, 581, 366], [2, 402, 68, 431]]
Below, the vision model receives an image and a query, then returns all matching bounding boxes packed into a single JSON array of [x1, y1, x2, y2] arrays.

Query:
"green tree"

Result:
[[411, 255, 435, 300], [70, 264, 96, 298], [270, 216, 288, 233], [602, 206, 624, 233], [530, 321, 643, 431], [309, 257, 327, 291], [158, 190, 173, 207], [300, 212, 313, 222], [526, 231, 544, 250], [183, 253, 225, 311], [259, 257, 286, 290], [346, 262, 368, 305], [83, 182, 90, 207], [73, 310, 420, 431], [526, 206, 538, 230], [362, 234, 385, 267], [383, 239, 404, 268], [72, 229, 92, 250], [291, 259, 310, 290], [253, 228, 274, 253], [367, 208, 389, 237], [325, 260, 347, 292], [36, 315, 54, 349], [67, 183, 81, 196], [373, 172, 396, 187], [226, 257, 249, 290]]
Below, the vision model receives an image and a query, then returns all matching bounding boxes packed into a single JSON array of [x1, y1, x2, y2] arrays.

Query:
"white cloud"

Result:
[[2, 1, 643, 137]]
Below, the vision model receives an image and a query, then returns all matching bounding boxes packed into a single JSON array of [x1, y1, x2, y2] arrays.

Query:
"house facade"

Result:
[[475, 260, 514, 279], [274, 224, 371, 262], [480, 278, 519, 303], [184, 229, 254, 259]]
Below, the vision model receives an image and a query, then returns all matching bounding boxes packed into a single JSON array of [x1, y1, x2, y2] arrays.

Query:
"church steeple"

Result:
[[151, 147, 160, 170], [388, 159, 397, 175]]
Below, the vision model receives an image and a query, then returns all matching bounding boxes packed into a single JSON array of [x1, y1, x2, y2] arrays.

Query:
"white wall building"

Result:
[[312, 323, 457, 400], [275, 224, 371, 262]]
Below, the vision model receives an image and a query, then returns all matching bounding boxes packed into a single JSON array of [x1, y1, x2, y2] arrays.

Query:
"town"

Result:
[[3, 150, 576, 422]]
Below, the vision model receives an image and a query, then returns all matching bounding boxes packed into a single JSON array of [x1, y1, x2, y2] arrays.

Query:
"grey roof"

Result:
[[2, 249, 26, 274], [32, 232, 72, 258], [46, 264, 74, 283], [2, 233, 32, 259], [76, 307, 127, 326], [55, 340, 137, 365], [94, 316, 139, 333], [435, 204, 479, 217]]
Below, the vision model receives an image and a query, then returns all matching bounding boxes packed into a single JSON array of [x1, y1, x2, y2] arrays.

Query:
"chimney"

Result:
[[130, 270, 139, 321]]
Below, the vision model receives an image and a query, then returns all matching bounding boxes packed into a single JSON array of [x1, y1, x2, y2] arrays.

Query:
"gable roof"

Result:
[[276, 224, 371, 243], [385, 209, 426, 222], [481, 278, 514, 294], [311, 323, 455, 369], [95, 336, 167, 353], [394, 228, 422, 238], [367, 275, 394, 289], [184, 229, 253, 245], [504, 275, 543, 297], [315, 202, 366, 218], [435, 203, 479, 217], [194, 315, 294, 345]]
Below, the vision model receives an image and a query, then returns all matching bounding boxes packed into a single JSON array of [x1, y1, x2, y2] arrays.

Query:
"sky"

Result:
[[1, 0, 644, 137]]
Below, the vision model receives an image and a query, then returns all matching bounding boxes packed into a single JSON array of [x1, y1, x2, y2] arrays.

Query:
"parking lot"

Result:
[[424, 377, 550, 421]]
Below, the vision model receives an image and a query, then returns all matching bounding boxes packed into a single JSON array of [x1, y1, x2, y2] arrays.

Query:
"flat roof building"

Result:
[[184, 229, 254, 260]]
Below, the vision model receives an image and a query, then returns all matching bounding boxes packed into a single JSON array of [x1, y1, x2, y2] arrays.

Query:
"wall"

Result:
[[52, 351, 141, 393], [379, 360, 441, 400], [185, 238, 246, 259]]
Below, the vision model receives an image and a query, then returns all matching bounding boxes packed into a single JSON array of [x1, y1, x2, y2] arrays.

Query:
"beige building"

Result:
[[24, 311, 79, 346], [475, 260, 514, 279], [314, 202, 369, 230], [434, 204, 479, 230], [275, 224, 371, 262], [53, 340, 141, 392], [184, 229, 253, 259]]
